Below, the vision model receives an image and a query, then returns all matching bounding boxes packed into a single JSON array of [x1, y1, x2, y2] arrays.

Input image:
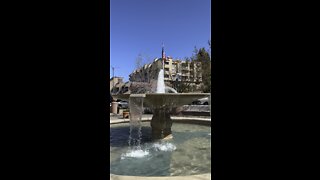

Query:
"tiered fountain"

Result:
[[110, 55, 211, 179], [114, 68, 210, 140]]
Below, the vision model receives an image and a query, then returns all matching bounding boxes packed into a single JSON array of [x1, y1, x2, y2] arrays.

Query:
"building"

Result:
[[129, 57, 203, 91], [175, 60, 202, 83], [112, 45, 205, 94], [110, 76, 123, 93]]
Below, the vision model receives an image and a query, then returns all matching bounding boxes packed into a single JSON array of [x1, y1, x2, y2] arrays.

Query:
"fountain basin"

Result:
[[110, 117, 211, 179], [112, 93, 210, 140], [113, 93, 210, 109]]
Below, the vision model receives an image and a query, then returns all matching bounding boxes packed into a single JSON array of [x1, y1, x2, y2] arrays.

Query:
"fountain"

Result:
[[113, 72, 210, 140], [110, 52, 211, 179]]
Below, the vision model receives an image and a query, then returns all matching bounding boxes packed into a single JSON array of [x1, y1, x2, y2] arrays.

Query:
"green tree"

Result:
[[135, 53, 143, 69], [175, 80, 192, 93], [193, 46, 211, 93]]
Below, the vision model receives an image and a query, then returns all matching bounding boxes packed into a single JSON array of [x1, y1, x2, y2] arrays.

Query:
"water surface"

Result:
[[110, 122, 211, 176]]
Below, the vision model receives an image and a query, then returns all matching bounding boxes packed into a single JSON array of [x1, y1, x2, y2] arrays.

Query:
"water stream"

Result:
[[156, 69, 165, 93], [122, 95, 149, 158], [123, 67, 169, 158]]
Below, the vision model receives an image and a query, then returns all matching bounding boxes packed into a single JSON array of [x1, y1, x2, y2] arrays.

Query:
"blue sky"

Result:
[[110, 0, 211, 81]]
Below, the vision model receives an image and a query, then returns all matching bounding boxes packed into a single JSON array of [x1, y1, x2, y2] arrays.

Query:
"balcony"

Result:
[[181, 67, 189, 71]]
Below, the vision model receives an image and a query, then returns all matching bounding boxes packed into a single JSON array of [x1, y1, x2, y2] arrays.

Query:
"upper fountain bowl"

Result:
[[113, 93, 210, 109]]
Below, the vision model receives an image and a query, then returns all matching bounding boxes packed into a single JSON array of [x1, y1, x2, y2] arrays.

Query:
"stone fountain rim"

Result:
[[110, 173, 211, 180], [112, 93, 211, 100], [114, 93, 211, 95], [110, 116, 211, 125], [110, 117, 211, 180]]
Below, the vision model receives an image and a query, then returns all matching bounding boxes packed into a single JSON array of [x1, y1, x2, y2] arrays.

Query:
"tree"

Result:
[[135, 53, 143, 69], [175, 80, 193, 93], [208, 40, 211, 59], [143, 54, 154, 65], [193, 46, 211, 93], [135, 53, 154, 69]]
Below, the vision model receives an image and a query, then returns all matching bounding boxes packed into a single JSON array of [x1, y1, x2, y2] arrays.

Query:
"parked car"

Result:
[[191, 97, 209, 105], [117, 100, 129, 109], [191, 100, 202, 105]]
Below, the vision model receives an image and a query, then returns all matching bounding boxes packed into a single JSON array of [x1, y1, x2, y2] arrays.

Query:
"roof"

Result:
[[110, 76, 123, 80]]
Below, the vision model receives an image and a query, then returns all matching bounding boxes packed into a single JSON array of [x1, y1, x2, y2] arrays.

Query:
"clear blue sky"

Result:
[[110, 0, 211, 81]]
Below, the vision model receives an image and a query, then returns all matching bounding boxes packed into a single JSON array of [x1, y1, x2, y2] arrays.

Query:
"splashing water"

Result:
[[121, 142, 176, 159], [121, 148, 150, 159], [156, 69, 165, 93], [152, 142, 176, 152], [165, 86, 178, 93]]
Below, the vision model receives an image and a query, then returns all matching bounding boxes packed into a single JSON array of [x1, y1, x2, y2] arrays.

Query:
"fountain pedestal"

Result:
[[151, 108, 173, 140]]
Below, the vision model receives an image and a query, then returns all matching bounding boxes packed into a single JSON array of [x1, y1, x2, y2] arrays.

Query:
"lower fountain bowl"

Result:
[[110, 116, 211, 180]]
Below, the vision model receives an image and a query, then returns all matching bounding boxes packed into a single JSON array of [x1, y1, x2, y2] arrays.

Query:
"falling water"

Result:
[[209, 93, 212, 139], [128, 95, 144, 147], [156, 69, 165, 93], [122, 66, 175, 159], [122, 94, 149, 159], [156, 68, 172, 144], [209, 93, 211, 118]]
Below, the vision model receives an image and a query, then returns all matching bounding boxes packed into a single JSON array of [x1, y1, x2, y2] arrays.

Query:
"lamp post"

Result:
[[112, 67, 114, 94], [111, 66, 119, 95], [111, 66, 119, 114]]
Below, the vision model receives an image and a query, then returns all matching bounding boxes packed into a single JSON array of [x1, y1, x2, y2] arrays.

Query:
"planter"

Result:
[[123, 111, 129, 119], [111, 102, 118, 114]]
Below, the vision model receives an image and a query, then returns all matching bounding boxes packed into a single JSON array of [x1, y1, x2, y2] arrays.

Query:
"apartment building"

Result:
[[110, 76, 123, 93], [129, 57, 203, 90]]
